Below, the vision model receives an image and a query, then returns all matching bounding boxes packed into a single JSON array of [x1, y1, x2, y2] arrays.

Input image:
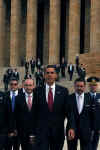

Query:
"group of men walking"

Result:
[[0, 65, 100, 150]]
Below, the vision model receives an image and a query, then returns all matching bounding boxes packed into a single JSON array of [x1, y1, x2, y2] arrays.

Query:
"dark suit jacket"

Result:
[[14, 91, 37, 137], [68, 65, 74, 73], [34, 84, 75, 143], [68, 93, 92, 143], [5, 90, 23, 131], [0, 91, 13, 134], [88, 92, 100, 131]]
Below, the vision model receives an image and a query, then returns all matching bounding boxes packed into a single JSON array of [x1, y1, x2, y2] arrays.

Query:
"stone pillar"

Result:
[[43, 2, 49, 65], [90, 0, 100, 52], [68, 0, 81, 64], [0, 1, 6, 66], [26, 0, 37, 61], [10, 0, 21, 66], [48, 0, 60, 64]]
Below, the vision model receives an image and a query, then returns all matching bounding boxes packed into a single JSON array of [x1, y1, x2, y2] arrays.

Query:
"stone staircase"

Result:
[[0, 66, 78, 92]]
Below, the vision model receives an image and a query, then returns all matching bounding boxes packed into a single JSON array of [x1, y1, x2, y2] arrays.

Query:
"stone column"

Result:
[[90, 0, 100, 52], [68, 0, 81, 64], [0, 1, 6, 66], [26, 0, 37, 61], [10, 0, 21, 66], [43, 2, 49, 65], [48, 0, 60, 64]]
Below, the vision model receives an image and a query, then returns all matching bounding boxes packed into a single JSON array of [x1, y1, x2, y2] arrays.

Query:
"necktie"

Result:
[[12, 92, 15, 112], [28, 96, 32, 110], [48, 87, 53, 112], [77, 95, 82, 114]]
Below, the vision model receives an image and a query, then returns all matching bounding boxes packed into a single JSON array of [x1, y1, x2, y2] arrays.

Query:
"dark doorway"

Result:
[[80, 0, 85, 54], [37, 1, 44, 64]]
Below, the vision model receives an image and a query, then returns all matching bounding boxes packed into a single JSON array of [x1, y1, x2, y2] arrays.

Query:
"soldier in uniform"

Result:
[[87, 76, 100, 150]]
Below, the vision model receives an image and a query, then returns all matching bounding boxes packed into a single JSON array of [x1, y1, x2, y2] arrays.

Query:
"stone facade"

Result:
[[0, 0, 99, 66]]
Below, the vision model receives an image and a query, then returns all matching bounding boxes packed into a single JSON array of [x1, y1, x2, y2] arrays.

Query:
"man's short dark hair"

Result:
[[44, 65, 57, 73], [74, 78, 86, 85], [9, 77, 18, 83]]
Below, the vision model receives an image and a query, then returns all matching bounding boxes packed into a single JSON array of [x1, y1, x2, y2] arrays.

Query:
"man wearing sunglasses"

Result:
[[5, 77, 20, 150]]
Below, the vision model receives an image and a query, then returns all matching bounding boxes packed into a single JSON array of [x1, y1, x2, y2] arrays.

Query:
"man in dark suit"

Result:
[[30, 58, 35, 74], [5, 78, 21, 150], [67, 78, 92, 150], [34, 65, 75, 150], [60, 57, 67, 78], [87, 77, 100, 150], [68, 63, 74, 81], [0, 91, 13, 150], [14, 78, 37, 150]]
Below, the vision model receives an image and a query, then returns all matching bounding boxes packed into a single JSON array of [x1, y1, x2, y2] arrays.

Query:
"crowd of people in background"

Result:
[[3, 56, 87, 92]]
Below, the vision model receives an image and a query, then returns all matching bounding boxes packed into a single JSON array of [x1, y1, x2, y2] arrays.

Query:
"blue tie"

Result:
[[12, 92, 15, 112]]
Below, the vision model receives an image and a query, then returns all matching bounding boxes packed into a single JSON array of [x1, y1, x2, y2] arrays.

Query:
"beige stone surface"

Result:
[[0, 1, 6, 66], [10, 0, 21, 66], [49, 0, 60, 64], [26, 0, 37, 61], [68, 0, 81, 64], [90, 0, 100, 52]]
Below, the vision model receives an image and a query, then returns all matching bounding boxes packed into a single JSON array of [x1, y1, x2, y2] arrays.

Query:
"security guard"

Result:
[[87, 76, 100, 150]]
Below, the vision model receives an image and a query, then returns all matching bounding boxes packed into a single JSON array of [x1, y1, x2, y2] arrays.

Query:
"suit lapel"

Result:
[[73, 93, 79, 115], [22, 94, 29, 111], [53, 85, 61, 110]]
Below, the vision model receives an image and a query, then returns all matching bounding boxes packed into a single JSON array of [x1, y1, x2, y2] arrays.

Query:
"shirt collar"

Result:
[[11, 90, 18, 96], [46, 83, 55, 90], [90, 92, 96, 96], [75, 92, 84, 98], [25, 92, 33, 97]]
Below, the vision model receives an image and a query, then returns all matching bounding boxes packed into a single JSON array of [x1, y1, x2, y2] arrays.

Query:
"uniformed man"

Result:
[[87, 76, 100, 150]]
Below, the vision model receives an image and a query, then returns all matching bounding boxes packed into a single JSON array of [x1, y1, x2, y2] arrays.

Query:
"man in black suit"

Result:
[[0, 91, 13, 150], [68, 63, 74, 81], [5, 78, 21, 150], [87, 77, 100, 150], [67, 78, 92, 150], [14, 78, 37, 150], [34, 65, 75, 150]]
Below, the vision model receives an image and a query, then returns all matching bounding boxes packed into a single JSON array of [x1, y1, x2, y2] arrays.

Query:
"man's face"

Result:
[[74, 81, 85, 95], [10, 80, 18, 91], [89, 84, 98, 93], [24, 79, 34, 94], [44, 68, 57, 86]]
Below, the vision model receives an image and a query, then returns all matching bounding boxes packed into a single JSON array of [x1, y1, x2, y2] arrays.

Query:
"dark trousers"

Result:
[[69, 72, 73, 81], [19, 133, 38, 150], [61, 68, 65, 77], [0, 134, 7, 150], [6, 136, 20, 150], [91, 131, 99, 150], [4, 83, 8, 92], [39, 129, 64, 150], [67, 137, 91, 150]]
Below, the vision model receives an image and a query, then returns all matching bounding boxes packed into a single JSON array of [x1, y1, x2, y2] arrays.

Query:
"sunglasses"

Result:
[[10, 83, 18, 86]]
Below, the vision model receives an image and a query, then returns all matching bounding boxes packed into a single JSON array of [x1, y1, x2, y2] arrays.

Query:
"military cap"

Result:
[[87, 76, 100, 85]]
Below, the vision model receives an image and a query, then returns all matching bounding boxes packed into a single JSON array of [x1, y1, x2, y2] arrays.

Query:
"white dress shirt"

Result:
[[10, 90, 18, 100], [25, 92, 33, 105], [76, 92, 84, 114], [46, 83, 55, 103]]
